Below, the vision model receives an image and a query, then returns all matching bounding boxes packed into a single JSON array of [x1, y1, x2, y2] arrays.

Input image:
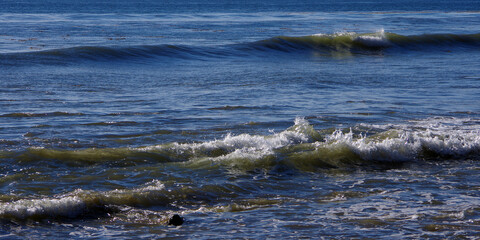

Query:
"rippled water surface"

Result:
[[1, 0, 480, 238]]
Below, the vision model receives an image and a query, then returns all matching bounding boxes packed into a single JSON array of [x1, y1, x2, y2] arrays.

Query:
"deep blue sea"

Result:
[[1, 0, 480, 238]]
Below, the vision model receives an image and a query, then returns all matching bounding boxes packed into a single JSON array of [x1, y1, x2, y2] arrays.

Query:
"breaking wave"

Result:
[[0, 180, 167, 220], [6, 117, 480, 170], [259, 31, 480, 53], [1, 117, 480, 221]]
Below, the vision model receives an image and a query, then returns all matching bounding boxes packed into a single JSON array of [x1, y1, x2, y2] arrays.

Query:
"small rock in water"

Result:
[[168, 214, 184, 226]]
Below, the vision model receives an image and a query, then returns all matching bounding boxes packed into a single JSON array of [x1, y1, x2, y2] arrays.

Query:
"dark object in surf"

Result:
[[168, 214, 184, 226]]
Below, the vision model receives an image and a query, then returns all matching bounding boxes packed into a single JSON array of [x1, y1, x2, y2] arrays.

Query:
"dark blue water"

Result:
[[2, 0, 479, 13], [1, 1, 480, 239]]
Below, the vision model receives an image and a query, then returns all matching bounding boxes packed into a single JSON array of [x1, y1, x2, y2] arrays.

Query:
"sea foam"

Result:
[[353, 29, 392, 47], [0, 180, 166, 220]]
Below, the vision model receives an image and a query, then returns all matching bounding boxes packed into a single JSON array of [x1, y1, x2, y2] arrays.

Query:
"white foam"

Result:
[[312, 31, 356, 38], [141, 117, 311, 161], [354, 29, 391, 47], [320, 117, 480, 162], [0, 196, 86, 219], [0, 180, 166, 220], [109, 179, 165, 193], [139, 117, 480, 164]]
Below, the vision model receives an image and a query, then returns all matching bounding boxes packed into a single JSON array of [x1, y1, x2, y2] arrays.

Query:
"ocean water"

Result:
[[1, 0, 480, 238]]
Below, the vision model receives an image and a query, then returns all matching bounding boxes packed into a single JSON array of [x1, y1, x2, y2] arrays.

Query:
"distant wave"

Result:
[[0, 111, 84, 118], [1, 31, 479, 63], [207, 105, 262, 111], [247, 31, 480, 53], [0, 44, 209, 63]]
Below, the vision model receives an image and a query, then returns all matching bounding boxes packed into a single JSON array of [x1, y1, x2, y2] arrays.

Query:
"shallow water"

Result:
[[1, 0, 480, 238]]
